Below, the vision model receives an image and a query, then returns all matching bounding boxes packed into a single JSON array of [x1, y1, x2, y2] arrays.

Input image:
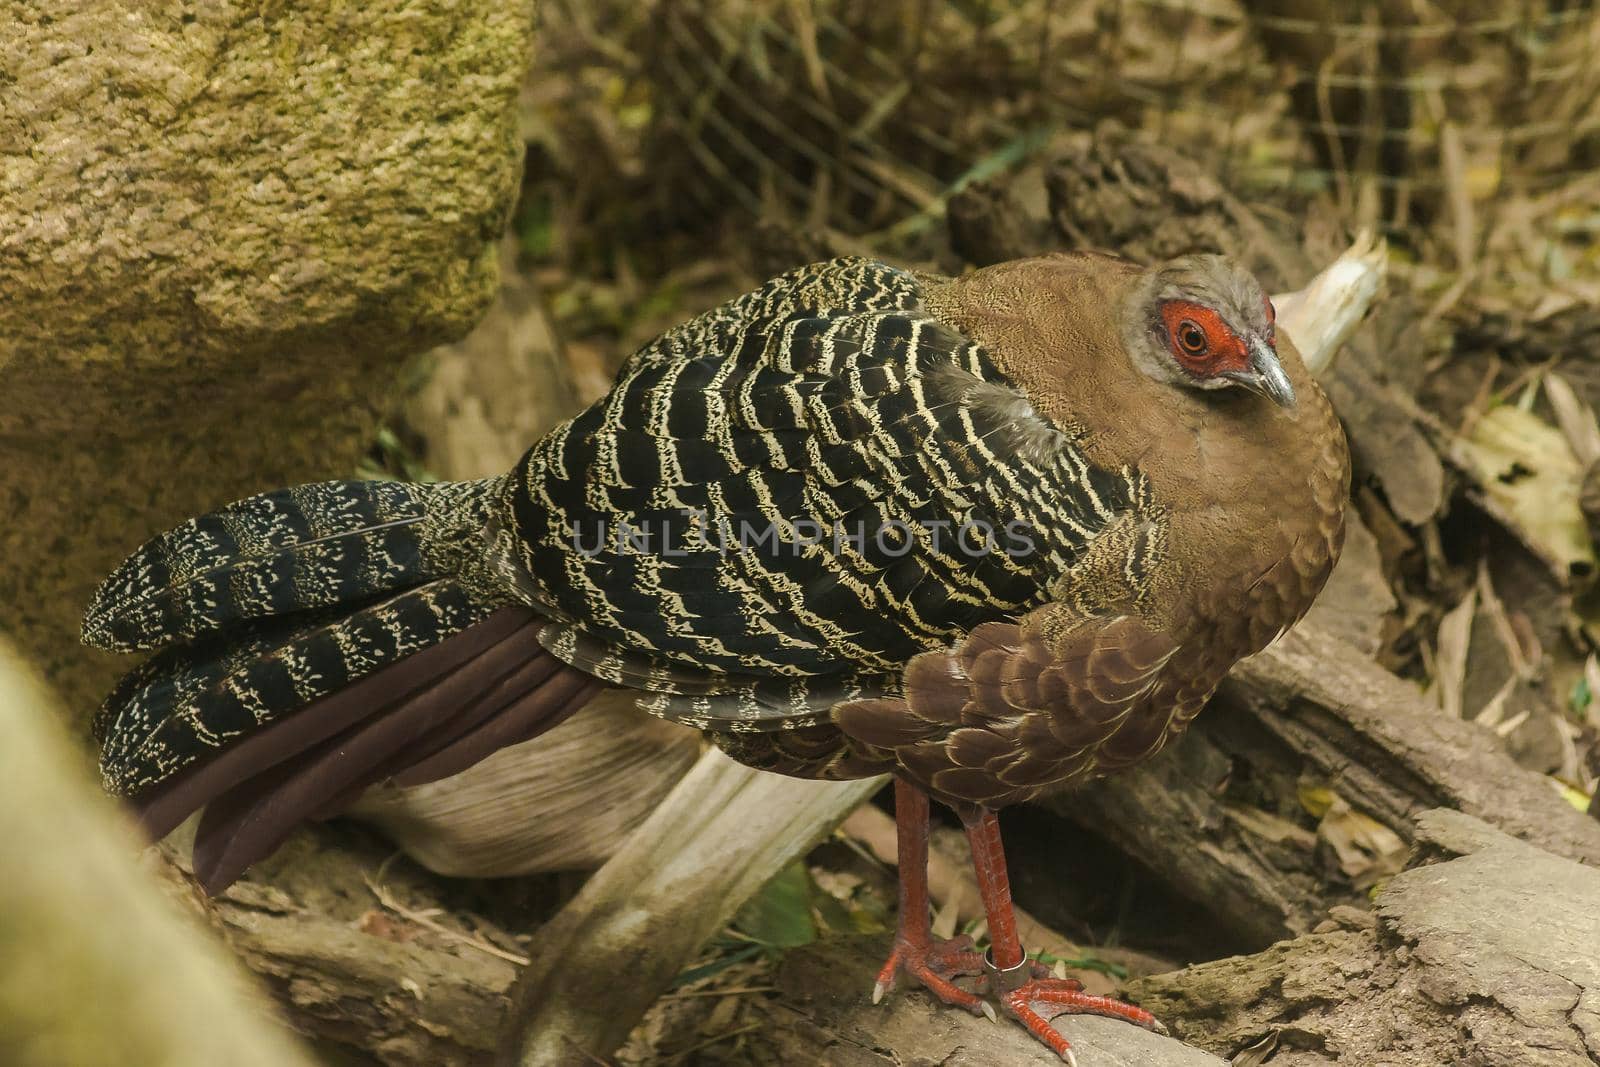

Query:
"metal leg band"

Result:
[[982, 947, 1033, 993]]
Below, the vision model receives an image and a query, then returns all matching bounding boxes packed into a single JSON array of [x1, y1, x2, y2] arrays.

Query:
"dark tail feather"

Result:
[[303, 667, 601, 817], [363, 654, 567, 787], [88, 474, 615, 891], [127, 602, 537, 842], [82, 478, 497, 654], [98, 581, 503, 799], [186, 645, 600, 892]]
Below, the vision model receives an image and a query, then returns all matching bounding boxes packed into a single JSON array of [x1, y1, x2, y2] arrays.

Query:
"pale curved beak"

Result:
[[1224, 337, 1296, 409]]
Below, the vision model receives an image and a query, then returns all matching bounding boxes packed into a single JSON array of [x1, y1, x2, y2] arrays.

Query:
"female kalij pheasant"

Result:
[[86, 253, 1348, 1062]]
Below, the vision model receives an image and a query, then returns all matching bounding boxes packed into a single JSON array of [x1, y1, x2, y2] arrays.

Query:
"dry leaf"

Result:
[[1320, 802, 1408, 889], [1299, 780, 1408, 890], [702, 993, 741, 1035], [1431, 587, 1477, 718], [1224, 803, 1318, 850], [1455, 404, 1595, 584], [1230, 1030, 1282, 1067], [1545, 373, 1600, 469]]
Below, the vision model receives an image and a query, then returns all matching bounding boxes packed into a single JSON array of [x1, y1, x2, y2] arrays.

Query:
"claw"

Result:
[[871, 933, 988, 1015], [878, 781, 1157, 1061], [993, 977, 1170, 1061]]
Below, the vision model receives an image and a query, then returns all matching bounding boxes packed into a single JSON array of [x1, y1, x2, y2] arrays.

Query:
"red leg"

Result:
[[871, 778, 989, 1015], [960, 806, 1168, 1065]]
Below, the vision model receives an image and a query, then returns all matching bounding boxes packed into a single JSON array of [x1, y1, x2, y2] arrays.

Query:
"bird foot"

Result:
[[871, 933, 997, 1016], [995, 975, 1168, 1065]]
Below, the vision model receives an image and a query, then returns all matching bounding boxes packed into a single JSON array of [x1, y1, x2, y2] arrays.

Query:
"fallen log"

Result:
[[201, 617, 1600, 1063], [168, 823, 516, 1067], [1050, 622, 1600, 948]]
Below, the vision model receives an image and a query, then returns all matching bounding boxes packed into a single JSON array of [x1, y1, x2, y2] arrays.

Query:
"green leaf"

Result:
[[670, 943, 763, 989], [1028, 951, 1129, 981], [733, 861, 817, 950], [1571, 675, 1591, 715]]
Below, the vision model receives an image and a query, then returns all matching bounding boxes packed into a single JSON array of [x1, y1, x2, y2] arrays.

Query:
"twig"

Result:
[[361, 872, 532, 966], [663, 985, 778, 999], [665, 1023, 762, 1064], [560, 1035, 615, 1067]]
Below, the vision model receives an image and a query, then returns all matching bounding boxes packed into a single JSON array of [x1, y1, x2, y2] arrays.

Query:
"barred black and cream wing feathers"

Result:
[[495, 258, 1157, 736]]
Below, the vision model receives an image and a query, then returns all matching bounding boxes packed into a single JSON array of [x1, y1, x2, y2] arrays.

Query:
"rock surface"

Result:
[[402, 238, 582, 481], [0, 1, 535, 717], [1129, 810, 1600, 1066]]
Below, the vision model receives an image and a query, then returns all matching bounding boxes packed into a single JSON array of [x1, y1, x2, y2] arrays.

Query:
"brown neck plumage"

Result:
[[924, 253, 1349, 662]]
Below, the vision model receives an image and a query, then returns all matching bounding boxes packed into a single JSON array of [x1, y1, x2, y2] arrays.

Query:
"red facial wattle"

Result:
[[1158, 301, 1249, 377]]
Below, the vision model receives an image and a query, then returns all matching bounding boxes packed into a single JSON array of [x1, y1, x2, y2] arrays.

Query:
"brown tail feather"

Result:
[[298, 654, 581, 821], [297, 668, 603, 827], [392, 669, 605, 787], [384, 652, 570, 784], [187, 616, 550, 890], [133, 607, 538, 842], [184, 630, 602, 892]]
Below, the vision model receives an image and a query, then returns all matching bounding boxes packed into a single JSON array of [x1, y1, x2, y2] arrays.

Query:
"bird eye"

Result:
[[1177, 320, 1208, 356]]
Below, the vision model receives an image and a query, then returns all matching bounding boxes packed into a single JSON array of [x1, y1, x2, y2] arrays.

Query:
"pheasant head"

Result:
[[1119, 253, 1293, 408]]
